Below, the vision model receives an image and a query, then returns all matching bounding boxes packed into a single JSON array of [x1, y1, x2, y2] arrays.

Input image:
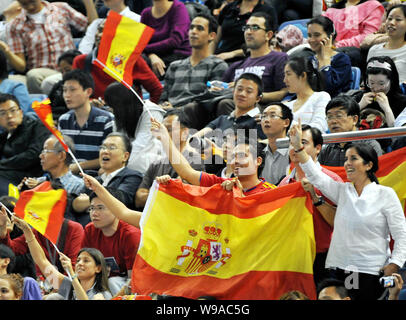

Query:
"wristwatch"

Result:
[[313, 196, 325, 207]]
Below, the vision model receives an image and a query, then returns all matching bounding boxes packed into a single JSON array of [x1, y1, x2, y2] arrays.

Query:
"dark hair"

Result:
[[325, 94, 360, 118], [344, 142, 379, 184], [164, 108, 191, 129], [250, 11, 275, 32], [301, 124, 323, 147], [365, 56, 401, 96], [194, 12, 218, 33], [387, 4, 406, 41], [62, 69, 94, 91], [89, 186, 126, 204], [0, 93, 20, 109], [49, 134, 75, 166], [105, 131, 133, 155], [0, 50, 8, 80], [285, 56, 323, 91], [331, 0, 368, 9], [235, 72, 263, 97], [104, 82, 143, 139], [307, 15, 337, 41], [279, 290, 310, 300], [0, 244, 16, 273], [76, 248, 111, 295], [317, 278, 350, 299], [57, 49, 82, 66], [263, 102, 294, 133]]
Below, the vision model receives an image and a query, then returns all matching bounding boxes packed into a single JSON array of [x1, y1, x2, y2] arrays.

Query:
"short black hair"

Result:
[[194, 12, 218, 33], [301, 124, 323, 147], [0, 244, 15, 273], [104, 131, 133, 155], [325, 94, 360, 118], [89, 186, 126, 204], [62, 69, 95, 91], [57, 49, 82, 66], [250, 11, 276, 32], [0, 93, 20, 109], [164, 109, 192, 128], [235, 72, 263, 97], [263, 102, 293, 133], [317, 278, 351, 299]]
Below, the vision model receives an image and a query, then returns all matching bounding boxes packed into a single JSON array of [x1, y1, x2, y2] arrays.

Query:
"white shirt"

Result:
[[284, 91, 330, 133], [78, 7, 141, 54], [395, 107, 406, 127], [100, 167, 125, 186], [300, 158, 406, 275]]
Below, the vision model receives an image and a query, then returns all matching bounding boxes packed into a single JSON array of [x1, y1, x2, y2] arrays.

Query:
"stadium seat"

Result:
[[278, 18, 310, 38], [349, 66, 361, 90]]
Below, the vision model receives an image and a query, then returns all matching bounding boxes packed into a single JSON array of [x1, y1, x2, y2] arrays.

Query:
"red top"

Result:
[[73, 54, 163, 103], [279, 166, 343, 253], [199, 172, 276, 196], [1, 219, 84, 275], [82, 220, 141, 275]]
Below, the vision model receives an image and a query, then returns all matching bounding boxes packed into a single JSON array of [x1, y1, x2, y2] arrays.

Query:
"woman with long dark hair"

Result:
[[283, 56, 330, 133], [307, 15, 352, 97], [289, 120, 406, 300], [12, 215, 111, 300]]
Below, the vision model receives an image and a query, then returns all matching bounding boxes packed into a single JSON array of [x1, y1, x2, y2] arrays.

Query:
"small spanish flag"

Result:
[[32, 99, 69, 152], [14, 181, 67, 245], [8, 183, 19, 200], [94, 10, 154, 87]]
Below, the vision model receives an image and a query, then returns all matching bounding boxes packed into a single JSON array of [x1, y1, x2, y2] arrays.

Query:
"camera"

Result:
[[188, 136, 211, 153], [379, 276, 396, 288]]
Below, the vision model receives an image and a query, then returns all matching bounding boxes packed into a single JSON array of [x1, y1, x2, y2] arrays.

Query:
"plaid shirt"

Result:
[[6, 1, 88, 70]]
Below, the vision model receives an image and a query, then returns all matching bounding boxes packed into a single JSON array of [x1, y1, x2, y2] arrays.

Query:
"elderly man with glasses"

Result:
[[0, 93, 49, 195]]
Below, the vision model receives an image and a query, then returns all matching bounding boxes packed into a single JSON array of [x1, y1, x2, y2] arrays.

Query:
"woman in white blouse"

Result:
[[283, 56, 330, 133], [289, 119, 406, 300]]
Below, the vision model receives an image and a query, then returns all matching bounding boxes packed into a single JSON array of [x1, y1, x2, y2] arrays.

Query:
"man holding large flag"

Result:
[[0, 93, 49, 195]]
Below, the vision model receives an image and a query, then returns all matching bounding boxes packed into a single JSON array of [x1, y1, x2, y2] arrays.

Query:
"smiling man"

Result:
[[73, 132, 143, 215], [318, 94, 383, 166], [58, 69, 115, 174], [0, 93, 49, 194]]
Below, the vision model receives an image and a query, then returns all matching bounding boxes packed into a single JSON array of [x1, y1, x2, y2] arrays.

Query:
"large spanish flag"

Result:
[[131, 180, 316, 300], [14, 182, 67, 244], [32, 98, 69, 152], [94, 10, 154, 88]]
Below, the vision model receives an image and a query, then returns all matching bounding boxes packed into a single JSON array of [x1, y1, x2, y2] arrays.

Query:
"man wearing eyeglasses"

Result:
[[216, 12, 289, 116], [73, 132, 143, 215], [82, 187, 141, 296], [259, 102, 293, 185], [0, 93, 48, 195], [318, 95, 383, 167]]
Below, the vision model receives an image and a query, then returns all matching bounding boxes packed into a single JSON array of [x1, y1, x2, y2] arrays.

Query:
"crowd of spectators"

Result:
[[1, 0, 406, 301]]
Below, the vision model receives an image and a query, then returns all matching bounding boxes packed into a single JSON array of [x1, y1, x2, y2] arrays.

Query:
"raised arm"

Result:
[[150, 118, 202, 186], [82, 174, 142, 228]]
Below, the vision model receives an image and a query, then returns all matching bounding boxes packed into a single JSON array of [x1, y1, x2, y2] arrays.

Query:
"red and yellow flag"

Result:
[[323, 146, 406, 211], [131, 180, 316, 300], [94, 10, 154, 87], [14, 181, 67, 244], [32, 99, 69, 152]]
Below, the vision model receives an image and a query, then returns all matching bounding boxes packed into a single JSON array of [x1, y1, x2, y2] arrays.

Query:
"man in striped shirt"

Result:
[[158, 12, 228, 129], [58, 69, 114, 175]]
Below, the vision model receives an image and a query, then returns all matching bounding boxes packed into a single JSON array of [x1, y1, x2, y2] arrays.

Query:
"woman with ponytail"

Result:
[[283, 56, 330, 133], [289, 120, 406, 300]]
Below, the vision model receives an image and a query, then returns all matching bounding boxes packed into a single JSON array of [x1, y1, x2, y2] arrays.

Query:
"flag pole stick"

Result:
[[0, 201, 14, 216], [52, 242, 73, 281], [94, 58, 155, 119], [67, 148, 85, 177]]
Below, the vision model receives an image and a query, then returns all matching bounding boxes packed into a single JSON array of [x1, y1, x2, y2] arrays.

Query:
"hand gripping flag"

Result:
[[94, 10, 154, 88], [14, 181, 67, 245], [32, 99, 69, 152], [131, 180, 316, 300]]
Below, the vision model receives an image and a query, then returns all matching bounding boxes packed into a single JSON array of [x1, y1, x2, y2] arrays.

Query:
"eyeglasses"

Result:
[[260, 113, 283, 120], [40, 149, 59, 154], [242, 25, 267, 32], [99, 144, 120, 151], [366, 80, 390, 90], [0, 107, 20, 118], [88, 205, 107, 213], [326, 113, 348, 121]]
